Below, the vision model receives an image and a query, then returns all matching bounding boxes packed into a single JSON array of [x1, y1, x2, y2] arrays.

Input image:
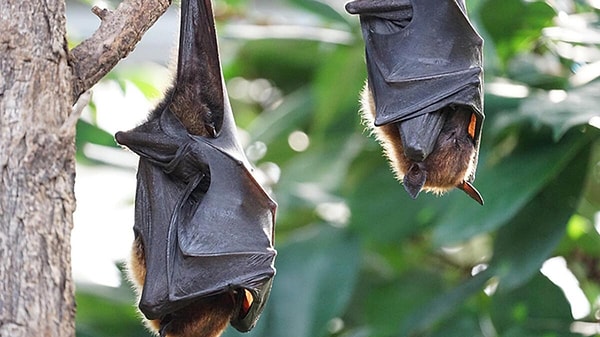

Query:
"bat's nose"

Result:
[[402, 163, 426, 199]]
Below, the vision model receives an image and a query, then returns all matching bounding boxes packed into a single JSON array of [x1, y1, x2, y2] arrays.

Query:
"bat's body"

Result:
[[115, 0, 276, 336], [346, 0, 484, 204]]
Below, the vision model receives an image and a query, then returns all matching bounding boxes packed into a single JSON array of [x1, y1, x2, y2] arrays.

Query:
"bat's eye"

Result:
[[467, 113, 477, 140]]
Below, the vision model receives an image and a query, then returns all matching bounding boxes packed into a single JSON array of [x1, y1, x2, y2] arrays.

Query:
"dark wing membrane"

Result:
[[115, 0, 277, 331], [116, 110, 276, 320], [174, 0, 224, 135], [352, 0, 483, 136]]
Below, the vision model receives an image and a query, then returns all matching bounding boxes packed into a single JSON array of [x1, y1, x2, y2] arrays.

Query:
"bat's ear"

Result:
[[458, 181, 484, 205], [403, 163, 426, 199]]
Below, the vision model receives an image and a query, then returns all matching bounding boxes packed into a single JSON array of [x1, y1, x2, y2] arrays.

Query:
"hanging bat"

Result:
[[114, 0, 277, 336], [346, 0, 485, 204]]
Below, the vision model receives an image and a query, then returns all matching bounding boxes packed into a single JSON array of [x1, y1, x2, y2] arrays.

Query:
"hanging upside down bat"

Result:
[[345, 0, 485, 204], [114, 0, 277, 336]]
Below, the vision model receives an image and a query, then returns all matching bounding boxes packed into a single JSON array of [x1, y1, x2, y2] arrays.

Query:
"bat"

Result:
[[114, 0, 277, 336], [345, 0, 485, 204]]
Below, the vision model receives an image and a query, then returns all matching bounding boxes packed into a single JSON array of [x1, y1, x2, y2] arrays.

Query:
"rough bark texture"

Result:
[[0, 0, 171, 335], [0, 0, 76, 336]]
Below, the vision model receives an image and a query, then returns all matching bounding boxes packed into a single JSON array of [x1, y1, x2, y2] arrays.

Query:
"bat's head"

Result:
[[398, 107, 483, 205], [360, 86, 483, 204]]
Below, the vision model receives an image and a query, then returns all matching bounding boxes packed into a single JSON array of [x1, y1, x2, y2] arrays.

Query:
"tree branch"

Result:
[[69, 0, 172, 104]]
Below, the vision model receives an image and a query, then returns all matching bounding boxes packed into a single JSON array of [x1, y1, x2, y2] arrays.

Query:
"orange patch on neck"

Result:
[[241, 290, 253, 317], [468, 113, 477, 139]]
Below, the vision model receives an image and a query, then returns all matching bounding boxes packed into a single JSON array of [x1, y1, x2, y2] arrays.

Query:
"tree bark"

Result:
[[70, 0, 172, 103], [0, 0, 76, 336], [0, 0, 170, 335]]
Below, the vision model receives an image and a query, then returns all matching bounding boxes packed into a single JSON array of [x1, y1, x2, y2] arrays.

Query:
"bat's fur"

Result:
[[360, 83, 477, 196], [146, 86, 214, 137], [129, 236, 235, 337]]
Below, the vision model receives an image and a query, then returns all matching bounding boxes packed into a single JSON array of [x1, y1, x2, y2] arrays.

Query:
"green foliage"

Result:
[[75, 0, 600, 336]]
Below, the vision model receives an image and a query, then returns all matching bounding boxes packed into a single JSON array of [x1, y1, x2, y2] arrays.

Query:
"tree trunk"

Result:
[[0, 0, 76, 336]]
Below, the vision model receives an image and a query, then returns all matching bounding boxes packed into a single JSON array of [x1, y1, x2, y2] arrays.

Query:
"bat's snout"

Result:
[[402, 163, 426, 199]]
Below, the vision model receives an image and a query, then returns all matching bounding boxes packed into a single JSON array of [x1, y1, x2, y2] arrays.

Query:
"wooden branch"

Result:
[[69, 0, 172, 104]]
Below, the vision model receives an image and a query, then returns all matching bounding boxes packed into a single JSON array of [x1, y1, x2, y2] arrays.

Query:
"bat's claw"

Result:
[[458, 181, 484, 205]]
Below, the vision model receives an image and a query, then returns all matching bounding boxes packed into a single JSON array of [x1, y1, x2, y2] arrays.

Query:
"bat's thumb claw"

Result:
[[345, 0, 412, 14], [114, 131, 128, 145], [458, 181, 484, 205], [345, 1, 360, 14]]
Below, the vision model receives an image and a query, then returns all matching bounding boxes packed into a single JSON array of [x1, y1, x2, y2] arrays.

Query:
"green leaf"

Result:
[[286, 0, 350, 25], [364, 270, 446, 337], [311, 45, 366, 141], [76, 284, 151, 337], [488, 137, 592, 291], [76, 120, 119, 149], [479, 0, 555, 67], [397, 271, 491, 336], [490, 274, 578, 336], [247, 88, 313, 152], [518, 83, 600, 140], [234, 39, 327, 92], [348, 155, 444, 244], [432, 129, 594, 246], [75, 119, 120, 164]]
